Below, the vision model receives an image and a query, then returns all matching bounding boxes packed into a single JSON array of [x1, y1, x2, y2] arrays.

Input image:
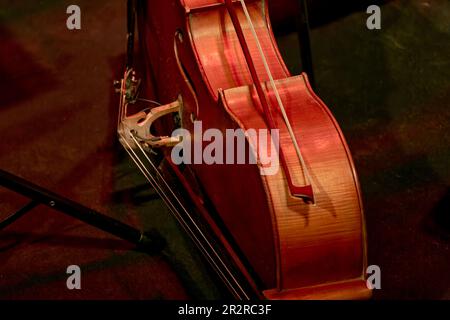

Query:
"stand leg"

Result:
[[0, 169, 164, 251], [0, 200, 38, 230], [297, 0, 315, 89]]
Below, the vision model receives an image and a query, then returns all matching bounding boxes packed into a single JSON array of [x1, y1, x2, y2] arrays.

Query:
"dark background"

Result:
[[0, 0, 449, 299]]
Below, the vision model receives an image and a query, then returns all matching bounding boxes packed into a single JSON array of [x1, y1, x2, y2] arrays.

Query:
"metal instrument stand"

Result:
[[297, 0, 316, 89], [0, 169, 164, 251]]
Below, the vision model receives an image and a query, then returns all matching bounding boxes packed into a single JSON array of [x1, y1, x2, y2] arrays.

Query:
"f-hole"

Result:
[[174, 30, 200, 119]]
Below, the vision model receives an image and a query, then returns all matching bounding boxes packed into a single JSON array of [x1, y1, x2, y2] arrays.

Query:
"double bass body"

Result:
[[136, 0, 370, 299]]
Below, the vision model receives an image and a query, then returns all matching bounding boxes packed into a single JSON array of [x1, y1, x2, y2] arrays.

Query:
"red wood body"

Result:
[[138, 0, 370, 299]]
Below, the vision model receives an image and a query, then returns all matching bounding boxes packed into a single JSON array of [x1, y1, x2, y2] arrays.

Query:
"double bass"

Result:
[[117, 0, 371, 300]]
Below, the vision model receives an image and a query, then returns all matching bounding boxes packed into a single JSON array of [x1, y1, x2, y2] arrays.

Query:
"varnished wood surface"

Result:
[[139, 0, 370, 299], [222, 75, 368, 292], [264, 278, 371, 300], [188, 0, 288, 99]]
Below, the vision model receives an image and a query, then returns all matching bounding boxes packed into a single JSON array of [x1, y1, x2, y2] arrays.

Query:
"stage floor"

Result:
[[0, 0, 449, 299]]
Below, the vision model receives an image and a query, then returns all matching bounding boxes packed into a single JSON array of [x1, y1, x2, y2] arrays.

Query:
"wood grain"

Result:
[[139, 0, 370, 299]]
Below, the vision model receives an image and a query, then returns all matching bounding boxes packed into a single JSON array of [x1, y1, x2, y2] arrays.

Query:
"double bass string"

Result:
[[118, 87, 249, 299], [120, 131, 248, 299], [117, 3, 254, 299]]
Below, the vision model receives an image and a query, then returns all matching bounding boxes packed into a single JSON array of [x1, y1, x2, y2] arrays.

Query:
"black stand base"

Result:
[[297, 0, 315, 89], [0, 169, 164, 252]]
